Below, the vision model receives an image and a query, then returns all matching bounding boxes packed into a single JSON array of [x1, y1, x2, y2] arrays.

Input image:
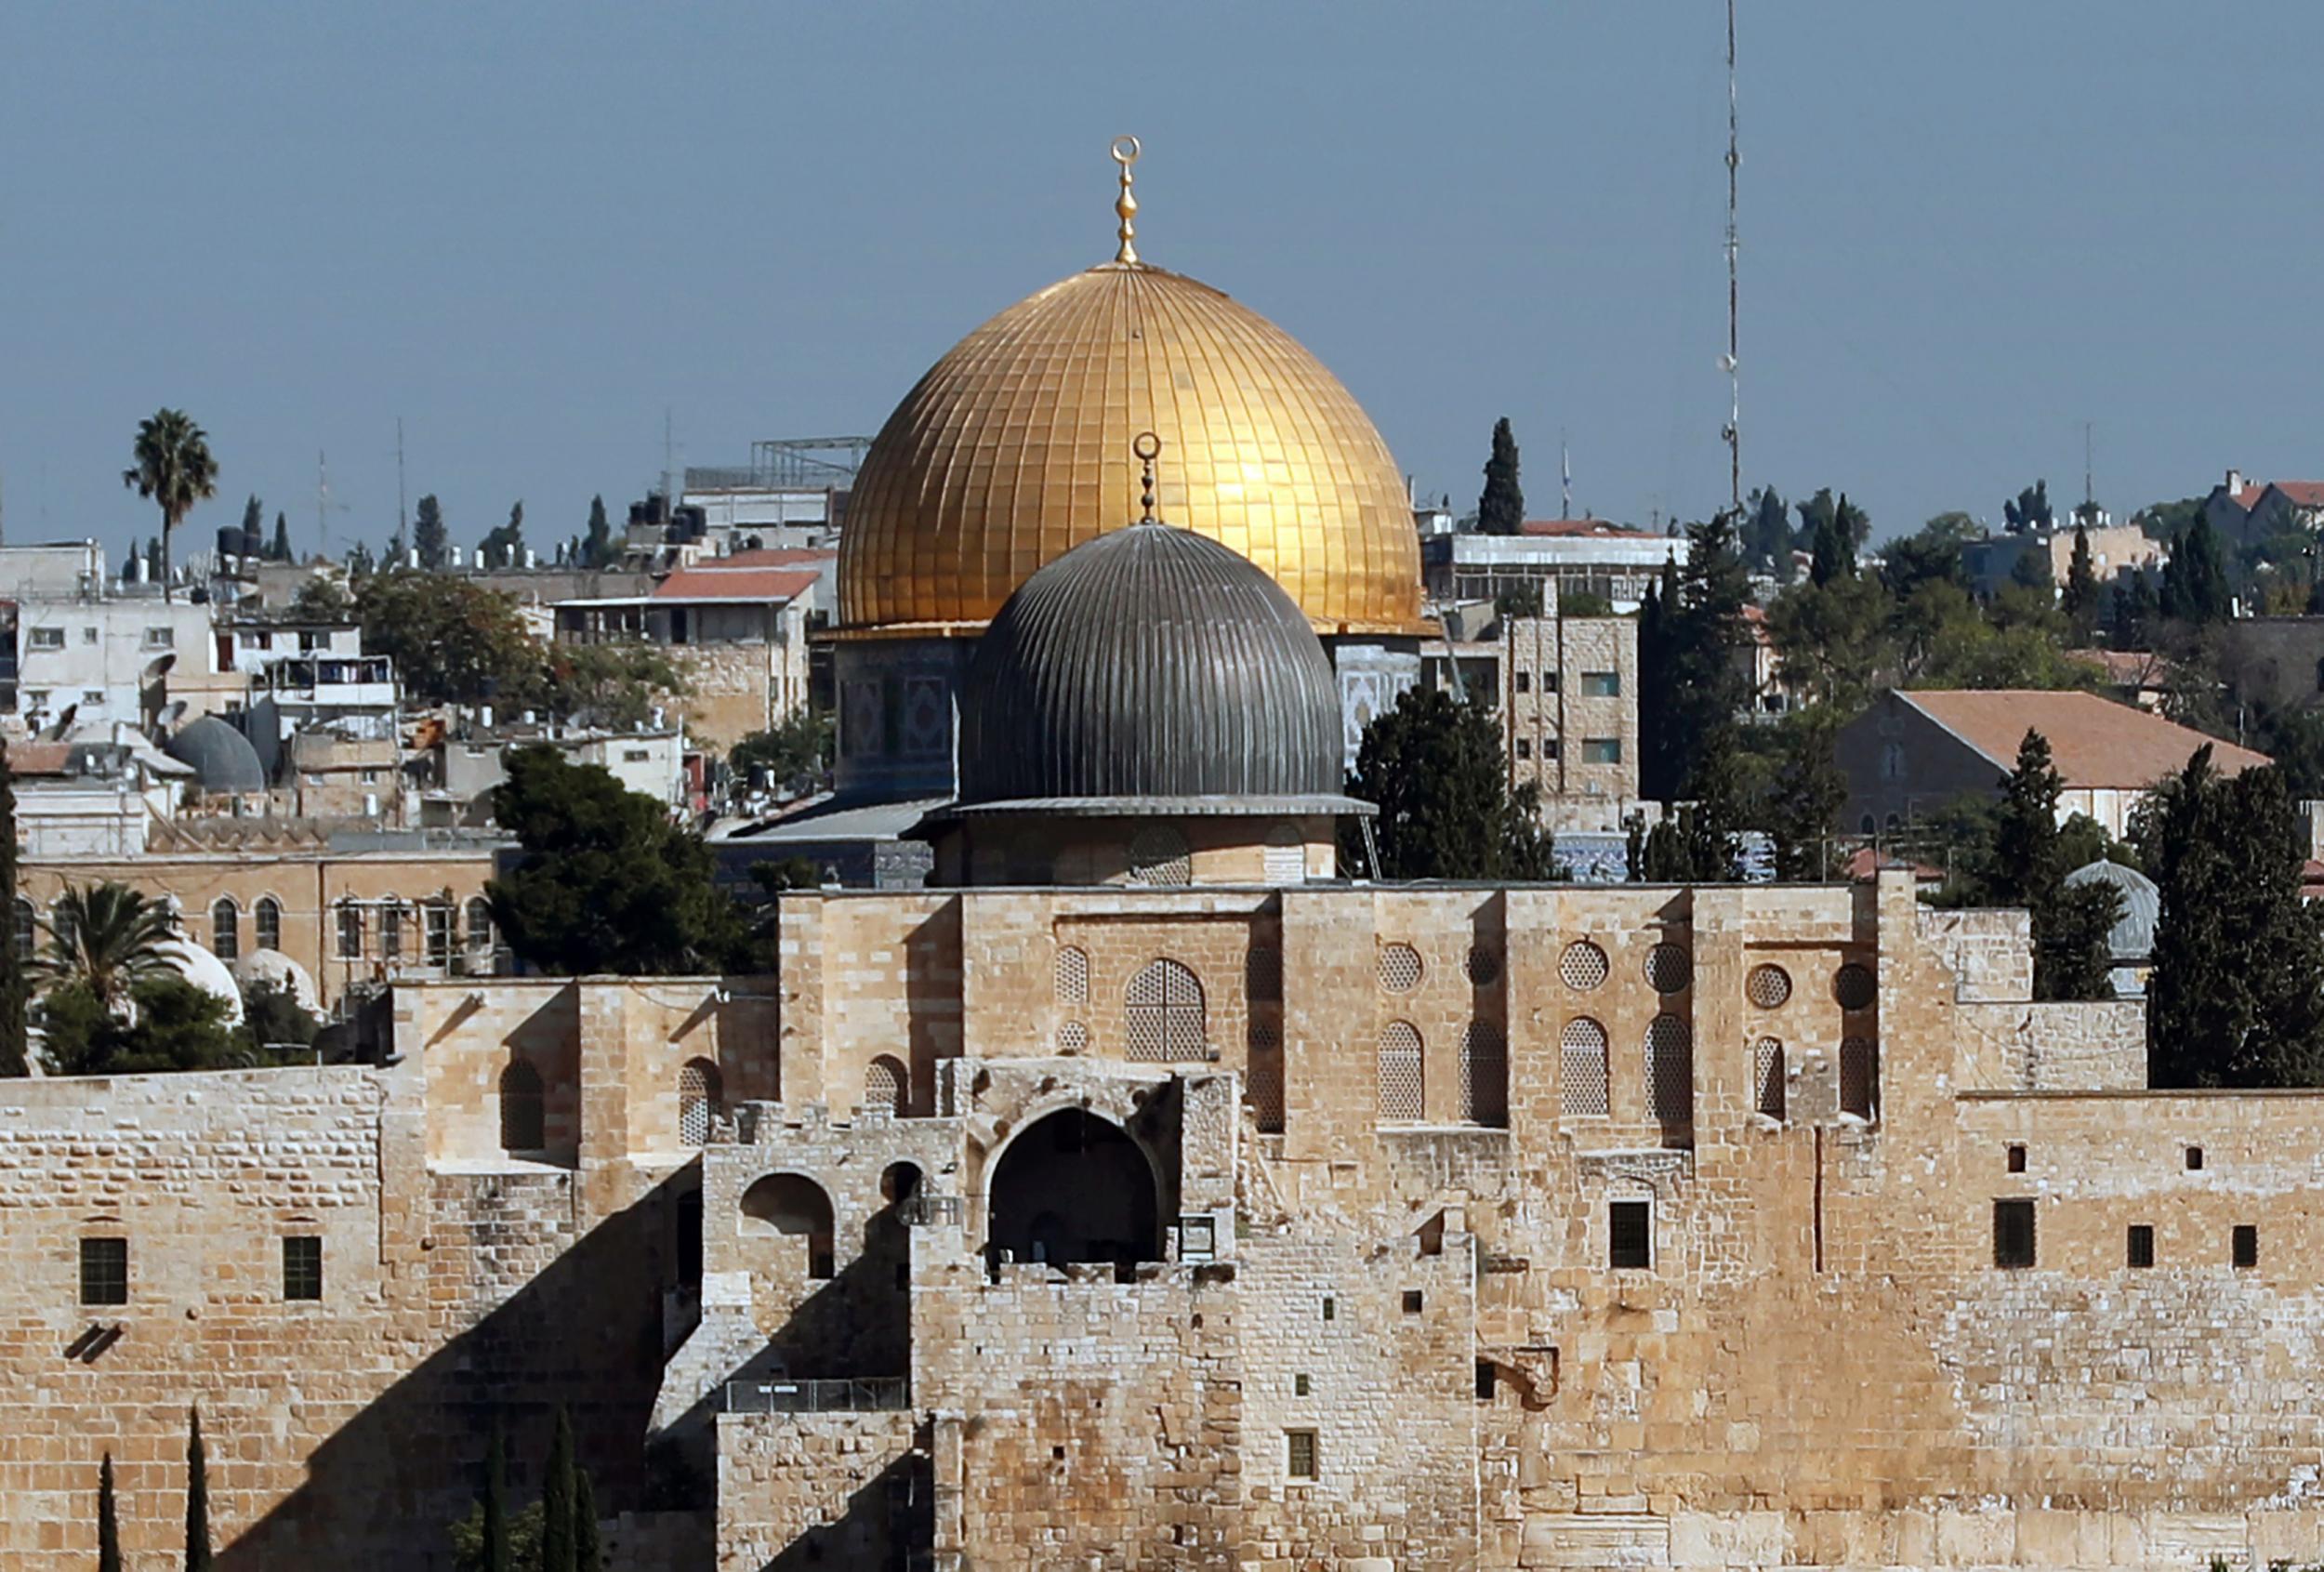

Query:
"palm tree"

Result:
[[122, 409, 218, 602], [33, 883, 176, 1008]]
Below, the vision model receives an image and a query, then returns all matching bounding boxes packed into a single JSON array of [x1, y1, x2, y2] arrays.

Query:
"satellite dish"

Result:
[[159, 700, 189, 729], [142, 652, 178, 681], [43, 703, 79, 741]]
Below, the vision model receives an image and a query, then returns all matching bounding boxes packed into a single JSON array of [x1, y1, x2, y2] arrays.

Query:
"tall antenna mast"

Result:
[[663, 408, 675, 505], [1561, 431, 1573, 519], [2083, 420, 2094, 519], [396, 416, 408, 549], [1721, 0, 1742, 521], [316, 451, 330, 551]]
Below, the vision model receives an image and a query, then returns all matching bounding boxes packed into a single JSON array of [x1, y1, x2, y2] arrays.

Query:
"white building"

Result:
[[1420, 520, 1687, 614]]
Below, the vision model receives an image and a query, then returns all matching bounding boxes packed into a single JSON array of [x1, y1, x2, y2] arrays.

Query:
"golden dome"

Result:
[[837, 261, 1423, 635]]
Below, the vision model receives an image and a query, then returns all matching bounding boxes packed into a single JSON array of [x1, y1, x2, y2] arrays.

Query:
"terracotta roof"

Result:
[[1517, 519, 1661, 539], [2, 743, 73, 776], [2068, 648, 2168, 687], [1844, 846, 1943, 883], [1896, 690, 2270, 787], [2271, 482, 2324, 509], [651, 567, 822, 604]]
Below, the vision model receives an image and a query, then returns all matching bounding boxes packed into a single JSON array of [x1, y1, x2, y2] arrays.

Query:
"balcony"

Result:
[[721, 1377, 908, 1415]]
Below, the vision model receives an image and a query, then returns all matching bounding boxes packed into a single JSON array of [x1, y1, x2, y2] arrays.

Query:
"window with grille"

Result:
[[1560, 1018, 1610, 1117], [1993, 1199, 2036, 1268], [80, 1237, 127, 1305], [1056, 1020, 1089, 1054], [1246, 1019, 1285, 1132], [1245, 945, 1282, 1001], [1559, 941, 1609, 992], [500, 1061, 546, 1152], [1287, 1429, 1318, 1480], [2126, 1225, 2155, 1269], [1460, 1021, 1508, 1127], [1833, 963, 1877, 1011], [13, 897, 35, 962], [466, 897, 495, 951], [282, 1235, 323, 1301], [379, 903, 404, 960], [1378, 944, 1423, 993], [1645, 942, 1692, 995], [1645, 1014, 1693, 1127], [426, 903, 454, 967], [209, 899, 238, 961], [1125, 959, 1205, 1060], [336, 903, 364, 959], [863, 1055, 907, 1116], [255, 896, 282, 953], [1127, 826, 1193, 887], [1751, 1037, 1785, 1119], [1053, 945, 1090, 1005], [1608, 1201, 1652, 1270], [1745, 963, 1790, 1009], [1466, 946, 1502, 986], [1377, 1022, 1424, 1121], [679, 1058, 722, 1145], [1839, 1037, 1879, 1119]]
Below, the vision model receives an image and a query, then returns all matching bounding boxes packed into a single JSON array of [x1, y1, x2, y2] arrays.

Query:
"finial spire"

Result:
[[1134, 432, 1162, 524], [1111, 135, 1142, 265]]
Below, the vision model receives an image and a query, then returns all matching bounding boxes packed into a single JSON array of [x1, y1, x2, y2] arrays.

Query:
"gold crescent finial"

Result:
[[1112, 135, 1142, 265], [1134, 431, 1162, 523]]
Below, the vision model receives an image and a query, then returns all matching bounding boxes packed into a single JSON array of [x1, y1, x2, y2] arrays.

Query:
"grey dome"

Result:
[[2064, 858, 2158, 961], [957, 522, 1359, 812], [164, 716, 266, 795]]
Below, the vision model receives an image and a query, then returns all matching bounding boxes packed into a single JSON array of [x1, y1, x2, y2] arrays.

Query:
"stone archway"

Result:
[[986, 1108, 1159, 1273]]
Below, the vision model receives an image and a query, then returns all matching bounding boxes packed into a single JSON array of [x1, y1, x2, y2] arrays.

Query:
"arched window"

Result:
[[1752, 1037, 1786, 1120], [1052, 945, 1089, 1005], [466, 897, 495, 951], [740, 1173, 836, 1278], [1841, 1037, 1880, 1120], [336, 901, 364, 960], [209, 898, 239, 961], [1560, 1018, 1610, 1118], [1378, 1022, 1424, 1122], [1124, 959, 1205, 1061], [986, 1109, 1158, 1272], [679, 1058, 722, 1146], [1645, 1014, 1693, 1130], [1459, 1021, 1507, 1127], [499, 1061, 545, 1152], [863, 1054, 906, 1116], [379, 901, 404, 961], [13, 897, 35, 962], [254, 896, 283, 953]]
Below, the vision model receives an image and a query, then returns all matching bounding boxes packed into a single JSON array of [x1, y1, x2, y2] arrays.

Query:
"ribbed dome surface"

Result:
[[164, 716, 265, 794], [838, 262, 1422, 636], [959, 523, 1347, 807], [2064, 858, 2159, 961]]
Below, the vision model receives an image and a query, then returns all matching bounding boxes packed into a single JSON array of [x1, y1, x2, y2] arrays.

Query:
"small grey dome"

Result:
[[957, 523, 1358, 812], [164, 715, 266, 795], [2064, 858, 2158, 961]]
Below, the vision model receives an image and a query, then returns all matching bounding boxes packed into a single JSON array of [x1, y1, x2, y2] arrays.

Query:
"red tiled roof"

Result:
[[2, 742, 73, 775], [1517, 519, 1661, 539], [651, 567, 822, 603], [1844, 846, 1943, 883], [1898, 690, 2270, 788], [2068, 648, 2168, 687], [2271, 482, 2324, 509]]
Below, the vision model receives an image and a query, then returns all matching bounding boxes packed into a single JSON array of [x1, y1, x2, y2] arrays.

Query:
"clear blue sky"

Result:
[[5, 3, 2320, 566]]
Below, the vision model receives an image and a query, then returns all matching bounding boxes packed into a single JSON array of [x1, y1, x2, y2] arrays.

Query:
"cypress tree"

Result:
[[574, 1466, 603, 1572], [1808, 509, 1850, 587], [1985, 730, 2122, 1000], [1477, 417, 1524, 535], [2061, 524, 2099, 634], [1768, 716, 1847, 881], [541, 1407, 576, 1572], [414, 495, 450, 571], [185, 1407, 211, 1572], [581, 496, 614, 570], [482, 1420, 508, 1572], [0, 741, 23, 1076], [98, 1452, 120, 1572], [271, 510, 293, 564], [1345, 686, 1556, 880]]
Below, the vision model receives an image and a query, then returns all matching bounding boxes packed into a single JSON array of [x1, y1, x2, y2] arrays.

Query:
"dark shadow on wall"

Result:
[[756, 1446, 931, 1572], [902, 898, 961, 1116], [216, 1164, 707, 1572]]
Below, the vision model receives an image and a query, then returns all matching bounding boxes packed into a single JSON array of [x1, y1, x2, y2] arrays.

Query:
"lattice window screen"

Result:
[[1840, 1037, 1879, 1118], [1377, 1022, 1424, 1121], [1128, 826, 1193, 887], [1751, 1037, 1786, 1120], [1466, 946, 1502, 986], [863, 1055, 906, 1116], [1559, 941, 1609, 991], [1246, 1018, 1285, 1133], [1645, 1014, 1694, 1126], [1645, 942, 1692, 996], [1560, 1019, 1610, 1117], [1747, 964, 1792, 1009], [1245, 945, 1282, 1001], [1834, 964, 1878, 1012], [679, 1058, 722, 1146], [1056, 1021, 1089, 1054], [1378, 944, 1423, 994], [1054, 945, 1090, 1005], [1126, 959, 1205, 1061]]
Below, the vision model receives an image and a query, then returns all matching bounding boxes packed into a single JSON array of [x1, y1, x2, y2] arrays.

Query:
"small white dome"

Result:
[[159, 938, 245, 1026], [231, 948, 320, 1013]]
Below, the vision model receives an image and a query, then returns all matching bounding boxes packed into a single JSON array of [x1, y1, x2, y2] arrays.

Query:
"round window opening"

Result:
[[1559, 940, 1610, 991], [1379, 944, 1423, 994], [1466, 945, 1502, 986], [1834, 963, 1877, 1012], [1645, 942, 1693, 996], [1746, 963, 1792, 1010]]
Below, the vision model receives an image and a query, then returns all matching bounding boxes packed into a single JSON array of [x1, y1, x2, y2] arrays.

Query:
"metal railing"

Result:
[[722, 1377, 908, 1415], [897, 1194, 962, 1228]]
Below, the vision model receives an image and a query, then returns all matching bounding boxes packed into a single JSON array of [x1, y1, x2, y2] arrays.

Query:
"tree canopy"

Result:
[[122, 408, 218, 601], [1345, 686, 1557, 880], [414, 495, 451, 570], [1477, 418, 1524, 536]]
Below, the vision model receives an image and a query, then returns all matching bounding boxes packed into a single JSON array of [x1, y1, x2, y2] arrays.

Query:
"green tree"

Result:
[[483, 1420, 509, 1572], [97, 1452, 120, 1572], [143, 535, 163, 582], [2060, 524, 2100, 641], [1640, 720, 1745, 881], [1477, 417, 1524, 536], [39, 975, 247, 1077], [1345, 686, 1557, 880], [239, 493, 264, 552], [0, 743, 24, 1077], [489, 746, 754, 974], [241, 977, 320, 1052], [33, 883, 175, 1009], [2160, 518, 2232, 624], [1639, 511, 1750, 801], [1767, 714, 1847, 880], [2003, 479, 2054, 534], [729, 709, 833, 797], [580, 495, 614, 569], [1882, 513, 1977, 596], [2009, 544, 2054, 595], [350, 573, 540, 706], [1793, 488, 1869, 560], [574, 1466, 602, 1572], [1742, 485, 1790, 579], [1807, 503, 1854, 587], [541, 1407, 576, 1572], [482, 500, 527, 568], [346, 539, 377, 578], [122, 408, 218, 602], [2143, 749, 2324, 1085], [291, 575, 356, 620], [521, 641, 688, 730], [185, 1407, 211, 1572], [1763, 572, 1894, 716], [1492, 580, 1543, 621], [271, 509, 294, 563], [414, 494, 451, 570]]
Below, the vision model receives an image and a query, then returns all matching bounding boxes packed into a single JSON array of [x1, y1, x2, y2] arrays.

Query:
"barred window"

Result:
[[1245, 945, 1282, 1002], [1125, 959, 1205, 1061], [1128, 826, 1193, 887], [1378, 1022, 1424, 1121], [1246, 1018, 1285, 1133], [282, 1235, 323, 1301], [1645, 1014, 1693, 1128], [1751, 1037, 1786, 1120], [465, 896, 495, 951], [679, 1058, 722, 1146], [864, 1054, 907, 1116], [1287, 1428, 1318, 1480], [425, 902, 454, 967], [1459, 1021, 1508, 1127], [379, 902, 404, 961], [336, 902, 364, 960], [1746, 963, 1791, 1010], [1054, 945, 1090, 1005], [499, 1061, 545, 1152], [1840, 1037, 1879, 1119], [79, 1237, 127, 1306], [255, 896, 283, 953], [1559, 940, 1609, 991], [1560, 1018, 1610, 1117], [1378, 944, 1423, 993], [1645, 942, 1692, 995], [210, 898, 238, 962], [1834, 963, 1877, 1012]]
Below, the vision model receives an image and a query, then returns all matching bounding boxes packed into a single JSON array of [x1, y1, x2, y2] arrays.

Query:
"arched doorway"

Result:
[[741, 1172, 837, 1279], [986, 1108, 1159, 1275]]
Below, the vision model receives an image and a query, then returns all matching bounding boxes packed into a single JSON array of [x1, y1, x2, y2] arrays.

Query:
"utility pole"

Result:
[[1562, 431, 1573, 521], [1721, 0, 1742, 522], [315, 452, 329, 553], [2083, 421, 2095, 522]]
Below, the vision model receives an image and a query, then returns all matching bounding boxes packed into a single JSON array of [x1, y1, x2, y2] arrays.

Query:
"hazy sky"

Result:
[[6, 3, 2322, 567]]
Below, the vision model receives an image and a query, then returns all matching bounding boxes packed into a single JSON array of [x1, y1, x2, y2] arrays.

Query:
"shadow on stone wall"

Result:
[[756, 1446, 930, 1572], [217, 1167, 704, 1572]]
